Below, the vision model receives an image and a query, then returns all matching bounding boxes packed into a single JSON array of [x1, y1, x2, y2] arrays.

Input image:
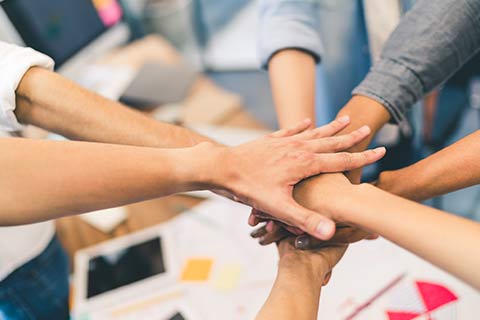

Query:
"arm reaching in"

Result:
[[293, 173, 480, 290], [256, 238, 346, 320], [376, 130, 480, 201], [0, 120, 385, 231], [15, 67, 212, 148], [268, 50, 317, 128]]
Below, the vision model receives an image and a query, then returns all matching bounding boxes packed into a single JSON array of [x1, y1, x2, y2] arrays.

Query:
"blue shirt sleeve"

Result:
[[258, 0, 324, 69]]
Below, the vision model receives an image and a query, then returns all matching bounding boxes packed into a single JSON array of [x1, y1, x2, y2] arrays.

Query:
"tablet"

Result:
[[74, 225, 178, 314]]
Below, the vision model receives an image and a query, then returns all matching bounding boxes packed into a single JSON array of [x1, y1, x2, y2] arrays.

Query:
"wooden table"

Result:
[[54, 36, 266, 269]]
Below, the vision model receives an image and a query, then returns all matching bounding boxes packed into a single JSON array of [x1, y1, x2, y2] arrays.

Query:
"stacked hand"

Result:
[[249, 163, 379, 250], [277, 236, 347, 286], [209, 117, 385, 240]]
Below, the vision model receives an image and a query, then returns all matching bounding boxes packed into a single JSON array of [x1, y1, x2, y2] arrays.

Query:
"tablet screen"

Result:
[[87, 237, 166, 298]]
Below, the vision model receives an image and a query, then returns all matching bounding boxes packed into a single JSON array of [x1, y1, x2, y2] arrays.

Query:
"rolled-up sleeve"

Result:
[[0, 42, 54, 131], [353, 0, 480, 130], [258, 0, 323, 69]]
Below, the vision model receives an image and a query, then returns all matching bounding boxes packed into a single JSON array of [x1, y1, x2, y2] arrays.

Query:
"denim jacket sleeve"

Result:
[[353, 0, 480, 131], [258, 0, 323, 69]]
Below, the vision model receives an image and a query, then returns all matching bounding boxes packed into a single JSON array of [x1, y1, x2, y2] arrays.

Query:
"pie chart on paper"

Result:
[[386, 280, 459, 320]]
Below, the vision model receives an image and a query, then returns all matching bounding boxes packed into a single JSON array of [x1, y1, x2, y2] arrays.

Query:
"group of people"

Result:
[[0, 0, 479, 319]]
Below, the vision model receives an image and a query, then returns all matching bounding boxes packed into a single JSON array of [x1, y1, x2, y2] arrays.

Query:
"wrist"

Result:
[[278, 253, 328, 284], [190, 141, 233, 190], [173, 142, 227, 191], [375, 170, 401, 193], [376, 167, 426, 201], [294, 174, 357, 222], [337, 182, 387, 228]]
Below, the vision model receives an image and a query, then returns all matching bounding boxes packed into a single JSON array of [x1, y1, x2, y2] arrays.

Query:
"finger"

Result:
[[295, 226, 369, 250], [285, 225, 304, 235], [366, 233, 379, 240], [249, 209, 272, 226], [305, 125, 371, 153], [253, 211, 275, 221], [250, 225, 269, 238], [269, 118, 312, 138], [323, 271, 333, 286], [248, 212, 257, 226], [282, 200, 336, 240], [314, 147, 386, 173], [248, 209, 264, 226], [296, 116, 351, 140], [266, 220, 279, 233], [259, 227, 292, 246]]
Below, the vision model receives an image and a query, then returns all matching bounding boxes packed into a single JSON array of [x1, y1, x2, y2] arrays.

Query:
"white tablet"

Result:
[[73, 225, 178, 315]]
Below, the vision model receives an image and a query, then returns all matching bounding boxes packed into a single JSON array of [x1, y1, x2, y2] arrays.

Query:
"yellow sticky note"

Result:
[[214, 264, 242, 291], [181, 258, 213, 282]]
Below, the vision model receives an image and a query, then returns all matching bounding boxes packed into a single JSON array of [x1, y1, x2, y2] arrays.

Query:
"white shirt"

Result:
[[0, 41, 56, 281]]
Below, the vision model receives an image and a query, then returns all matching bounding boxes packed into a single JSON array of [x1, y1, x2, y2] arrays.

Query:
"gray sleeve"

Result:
[[258, 0, 323, 69], [353, 0, 480, 129]]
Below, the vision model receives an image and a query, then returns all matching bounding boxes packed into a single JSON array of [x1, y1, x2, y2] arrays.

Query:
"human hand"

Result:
[[251, 222, 372, 249], [208, 118, 385, 240], [277, 237, 347, 285], [249, 173, 377, 247]]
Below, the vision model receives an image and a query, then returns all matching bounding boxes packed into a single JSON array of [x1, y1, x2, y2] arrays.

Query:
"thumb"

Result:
[[283, 200, 336, 240]]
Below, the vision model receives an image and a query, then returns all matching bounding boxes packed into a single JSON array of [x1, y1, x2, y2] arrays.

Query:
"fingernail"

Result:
[[315, 221, 333, 239], [250, 229, 262, 237], [337, 115, 350, 124], [373, 147, 386, 154], [295, 236, 310, 249], [358, 125, 371, 134], [259, 236, 267, 245], [266, 221, 274, 232]]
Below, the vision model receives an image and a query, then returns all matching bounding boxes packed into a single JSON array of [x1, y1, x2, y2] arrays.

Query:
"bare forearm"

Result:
[[0, 138, 212, 225], [257, 262, 323, 320], [268, 50, 316, 129], [336, 96, 390, 151], [335, 96, 390, 182], [15, 67, 212, 148], [338, 184, 480, 289], [377, 130, 480, 201]]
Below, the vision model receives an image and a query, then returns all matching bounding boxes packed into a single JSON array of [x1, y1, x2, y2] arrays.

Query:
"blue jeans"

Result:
[[0, 236, 70, 320]]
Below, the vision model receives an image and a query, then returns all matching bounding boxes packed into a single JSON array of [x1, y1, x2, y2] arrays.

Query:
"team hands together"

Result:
[[199, 116, 384, 282], [210, 116, 384, 240]]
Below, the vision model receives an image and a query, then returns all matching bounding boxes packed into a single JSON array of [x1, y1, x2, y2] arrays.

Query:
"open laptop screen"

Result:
[[0, 0, 123, 66]]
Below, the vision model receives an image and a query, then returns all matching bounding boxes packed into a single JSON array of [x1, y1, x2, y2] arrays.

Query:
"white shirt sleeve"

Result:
[[0, 41, 54, 131]]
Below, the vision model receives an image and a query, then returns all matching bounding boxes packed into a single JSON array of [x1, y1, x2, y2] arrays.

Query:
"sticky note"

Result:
[[214, 264, 242, 291], [181, 258, 213, 282]]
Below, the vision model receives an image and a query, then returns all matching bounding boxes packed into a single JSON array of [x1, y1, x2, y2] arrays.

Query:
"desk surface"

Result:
[[55, 36, 266, 268]]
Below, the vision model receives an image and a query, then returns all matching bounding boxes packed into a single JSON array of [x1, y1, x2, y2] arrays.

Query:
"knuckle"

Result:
[[341, 153, 353, 170], [300, 152, 314, 162], [363, 150, 372, 162], [349, 131, 362, 141], [331, 138, 343, 151], [289, 140, 302, 148], [288, 150, 310, 161], [301, 213, 319, 232]]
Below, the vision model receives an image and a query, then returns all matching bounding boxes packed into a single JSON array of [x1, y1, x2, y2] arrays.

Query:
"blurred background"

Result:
[[1, 1, 479, 319]]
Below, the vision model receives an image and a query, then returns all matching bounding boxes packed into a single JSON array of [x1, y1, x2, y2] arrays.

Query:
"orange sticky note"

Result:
[[181, 258, 213, 282]]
